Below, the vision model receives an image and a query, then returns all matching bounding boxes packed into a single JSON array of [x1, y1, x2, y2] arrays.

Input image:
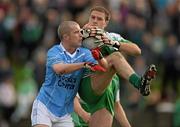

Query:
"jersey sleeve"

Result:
[[47, 49, 64, 67], [108, 33, 130, 43], [83, 48, 98, 64]]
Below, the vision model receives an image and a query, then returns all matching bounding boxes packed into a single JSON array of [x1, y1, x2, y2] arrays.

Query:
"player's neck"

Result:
[[61, 42, 76, 54]]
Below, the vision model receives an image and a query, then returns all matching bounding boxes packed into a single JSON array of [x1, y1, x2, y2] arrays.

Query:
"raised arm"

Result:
[[100, 35, 141, 56], [118, 42, 141, 56], [81, 27, 141, 56]]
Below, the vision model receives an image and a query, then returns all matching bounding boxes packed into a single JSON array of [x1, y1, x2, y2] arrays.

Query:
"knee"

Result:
[[106, 52, 125, 66], [111, 52, 124, 59]]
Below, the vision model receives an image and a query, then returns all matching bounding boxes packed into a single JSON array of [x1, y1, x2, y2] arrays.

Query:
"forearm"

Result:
[[53, 63, 85, 74], [115, 102, 131, 127], [119, 43, 141, 56], [99, 34, 141, 56]]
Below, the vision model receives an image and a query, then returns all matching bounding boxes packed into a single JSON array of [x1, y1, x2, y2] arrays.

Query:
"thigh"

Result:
[[89, 108, 113, 127], [91, 52, 122, 94], [31, 100, 51, 127], [52, 114, 74, 127], [91, 68, 116, 94]]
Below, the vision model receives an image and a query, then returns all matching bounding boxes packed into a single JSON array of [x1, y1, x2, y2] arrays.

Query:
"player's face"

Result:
[[68, 24, 83, 48], [88, 11, 108, 29]]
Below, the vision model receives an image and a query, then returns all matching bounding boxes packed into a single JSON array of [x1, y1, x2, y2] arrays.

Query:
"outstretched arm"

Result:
[[53, 62, 85, 75]]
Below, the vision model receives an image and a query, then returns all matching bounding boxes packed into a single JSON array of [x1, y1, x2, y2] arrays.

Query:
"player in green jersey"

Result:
[[73, 6, 157, 127]]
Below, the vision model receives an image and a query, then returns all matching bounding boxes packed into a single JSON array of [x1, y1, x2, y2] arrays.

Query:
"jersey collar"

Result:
[[59, 42, 80, 58]]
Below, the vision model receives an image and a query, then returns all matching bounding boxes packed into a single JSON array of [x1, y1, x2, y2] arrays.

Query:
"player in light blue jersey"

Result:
[[31, 21, 107, 127]]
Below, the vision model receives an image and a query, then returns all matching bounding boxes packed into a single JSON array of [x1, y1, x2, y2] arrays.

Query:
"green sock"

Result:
[[128, 73, 141, 89]]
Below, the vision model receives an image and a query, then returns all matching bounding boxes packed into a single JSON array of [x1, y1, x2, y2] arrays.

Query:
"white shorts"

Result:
[[31, 99, 74, 127]]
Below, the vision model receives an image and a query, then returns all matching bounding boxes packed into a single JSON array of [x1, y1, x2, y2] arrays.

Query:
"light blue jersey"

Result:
[[37, 43, 96, 117]]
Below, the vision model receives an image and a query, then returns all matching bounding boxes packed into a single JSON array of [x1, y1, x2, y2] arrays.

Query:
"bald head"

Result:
[[58, 21, 79, 40]]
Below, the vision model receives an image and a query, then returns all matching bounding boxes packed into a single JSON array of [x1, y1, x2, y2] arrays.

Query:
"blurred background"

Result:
[[0, 0, 179, 127]]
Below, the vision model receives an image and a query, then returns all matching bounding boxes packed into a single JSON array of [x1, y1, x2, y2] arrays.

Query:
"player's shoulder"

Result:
[[106, 32, 122, 38], [106, 32, 129, 43], [47, 44, 62, 56], [79, 47, 91, 53]]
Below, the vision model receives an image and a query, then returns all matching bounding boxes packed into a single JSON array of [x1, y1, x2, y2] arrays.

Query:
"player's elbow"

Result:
[[132, 44, 141, 55], [135, 46, 141, 55]]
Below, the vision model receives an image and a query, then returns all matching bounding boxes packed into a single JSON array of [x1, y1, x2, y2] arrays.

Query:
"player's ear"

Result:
[[105, 20, 109, 27], [63, 34, 69, 40]]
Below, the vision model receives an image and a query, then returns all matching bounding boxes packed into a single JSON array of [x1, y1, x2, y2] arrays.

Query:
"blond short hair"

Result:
[[90, 6, 111, 22], [57, 21, 78, 40]]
